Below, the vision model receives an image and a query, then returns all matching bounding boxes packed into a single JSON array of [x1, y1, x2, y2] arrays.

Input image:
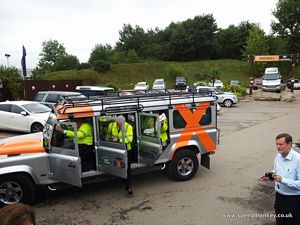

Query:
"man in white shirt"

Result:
[[262, 133, 300, 225]]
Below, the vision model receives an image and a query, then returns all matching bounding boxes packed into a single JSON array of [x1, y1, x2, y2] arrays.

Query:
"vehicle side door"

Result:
[[10, 104, 31, 132], [97, 116, 128, 179], [0, 104, 12, 130], [139, 113, 161, 166], [48, 122, 82, 187]]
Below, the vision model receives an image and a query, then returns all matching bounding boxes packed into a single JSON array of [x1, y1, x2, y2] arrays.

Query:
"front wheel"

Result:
[[31, 122, 43, 133], [167, 149, 199, 181], [223, 99, 233, 107], [0, 174, 36, 207]]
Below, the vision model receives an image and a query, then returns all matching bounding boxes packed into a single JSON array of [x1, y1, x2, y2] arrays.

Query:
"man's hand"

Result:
[[112, 137, 118, 142], [260, 175, 269, 181], [55, 124, 64, 133], [273, 174, 282, 183]]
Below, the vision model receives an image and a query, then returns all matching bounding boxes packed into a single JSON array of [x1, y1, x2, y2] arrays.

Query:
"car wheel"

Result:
[[0, 174, 35, 207], [167, 149, 199, 181], [223, 99, 233, 107], [31, 122, 43, 133]]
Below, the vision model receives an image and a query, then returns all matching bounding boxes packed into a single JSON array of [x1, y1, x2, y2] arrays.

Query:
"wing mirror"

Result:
[[20, 111, 28, 116]]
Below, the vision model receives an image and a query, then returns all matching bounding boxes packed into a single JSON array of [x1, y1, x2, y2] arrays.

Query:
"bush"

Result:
[[93, 60, 111, 72], [163, 64, 186, 80], [104, 82, 119, 90], [77, 62, 92, 70], [223, 85, 247, 100]]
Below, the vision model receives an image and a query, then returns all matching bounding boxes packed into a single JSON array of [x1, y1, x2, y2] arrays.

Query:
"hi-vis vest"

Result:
[[160, 119, 168, 143], [110, 121, 133, 150], [66, 123, 93, 145]]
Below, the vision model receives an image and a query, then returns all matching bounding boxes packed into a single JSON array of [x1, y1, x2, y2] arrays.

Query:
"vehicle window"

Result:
[[173, 108, 212, 129], [34, 93, 46, 101], [97, 116, 125, 144], [22, 103, 51, 113], [46, 94, 59, 103], [0, 104, 11, 112], [11, 105, 24, 114], [51, 123, 76, 150], [141, 115, 158, 138]]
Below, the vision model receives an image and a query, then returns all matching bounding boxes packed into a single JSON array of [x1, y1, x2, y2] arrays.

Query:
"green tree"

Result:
[[271, 0, 300, 53], [93, 60, 111, 72], [116, 24, 147, 57], [54, 54, 80, 71], [207, 68, 220, 86], [242, 25, 269, 57], [32, 40, 67, 78], [89, 44, 113, 65], [0, 66, 22, 100], [215, 21, 255, 59]]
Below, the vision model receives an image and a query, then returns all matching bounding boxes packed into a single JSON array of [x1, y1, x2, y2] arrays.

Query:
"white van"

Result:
[[262, 67, 284, 92]]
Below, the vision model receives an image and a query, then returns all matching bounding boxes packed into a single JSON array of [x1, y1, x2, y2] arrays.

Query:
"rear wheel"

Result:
[[31, 122, 43, 133], [0, 174, 35, 207], [223, 99, 233, 107], [167, 149, 199, 181]]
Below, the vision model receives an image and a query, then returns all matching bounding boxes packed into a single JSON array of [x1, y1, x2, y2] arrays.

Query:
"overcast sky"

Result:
[[0, 0, 278, 69]]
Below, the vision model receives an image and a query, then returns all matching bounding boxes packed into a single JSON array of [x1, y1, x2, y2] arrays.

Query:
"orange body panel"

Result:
[[0, 132, 45, 155]]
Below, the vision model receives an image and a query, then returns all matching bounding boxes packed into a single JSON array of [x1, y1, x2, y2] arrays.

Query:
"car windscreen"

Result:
[[22, 103, 51, 113], [263, 73, 280, 80], [154, 80, 164, 85]]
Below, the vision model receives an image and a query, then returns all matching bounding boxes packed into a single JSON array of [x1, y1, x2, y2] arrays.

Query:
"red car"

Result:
[[253, 78, 263, 90]]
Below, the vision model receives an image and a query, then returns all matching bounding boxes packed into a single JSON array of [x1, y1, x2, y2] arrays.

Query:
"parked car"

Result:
[[286, 78, 300, 90], [0, 101, 51, 133], [152, 78, 166, 90], [175, 76, 187, 90], [228, 80, 241, 86], [209, 80, 224, 89], [253, 78, 263, 90], [186, 86, 238, 107], [134, 82, 149, 91], [34, 91, 85, 108]]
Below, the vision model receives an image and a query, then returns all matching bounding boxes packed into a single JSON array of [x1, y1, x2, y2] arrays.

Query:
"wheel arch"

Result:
[[0, 165, 39, 185], [169, 143, 200, 160]]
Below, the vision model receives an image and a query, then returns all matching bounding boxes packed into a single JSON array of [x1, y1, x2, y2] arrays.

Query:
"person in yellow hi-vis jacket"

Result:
[[159, 113, 168, 147], [56, 117, 94, 170], [109, 115, 134, 194]]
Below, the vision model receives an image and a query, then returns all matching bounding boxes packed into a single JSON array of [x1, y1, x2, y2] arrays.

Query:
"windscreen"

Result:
[[263, 73, 280, 80], [22, 103, 51, 113]]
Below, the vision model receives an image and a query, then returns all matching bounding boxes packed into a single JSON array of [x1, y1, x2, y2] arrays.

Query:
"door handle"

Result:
[[68, 164, 76, 168]]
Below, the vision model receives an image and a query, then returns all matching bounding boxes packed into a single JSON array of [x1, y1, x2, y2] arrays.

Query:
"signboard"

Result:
[[254, 55, 279, 62]]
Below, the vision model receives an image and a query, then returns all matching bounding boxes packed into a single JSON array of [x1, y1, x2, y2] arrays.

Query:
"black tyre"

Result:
[[31, 122, 43, 133], [167, 149, 199, 181], [223, 99, 233, 108], [0, 174, 36, 207]]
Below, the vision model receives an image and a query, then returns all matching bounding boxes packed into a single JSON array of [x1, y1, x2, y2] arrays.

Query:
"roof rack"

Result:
[[55, 90, 216, 115]]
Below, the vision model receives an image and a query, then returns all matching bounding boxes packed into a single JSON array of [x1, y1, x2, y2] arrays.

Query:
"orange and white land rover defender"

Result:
[[0, 91, 219, 206]]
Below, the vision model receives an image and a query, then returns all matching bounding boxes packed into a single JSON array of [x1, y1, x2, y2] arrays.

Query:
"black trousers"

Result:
[[124, 150, 133, 190], [274, 192, 300, 225]]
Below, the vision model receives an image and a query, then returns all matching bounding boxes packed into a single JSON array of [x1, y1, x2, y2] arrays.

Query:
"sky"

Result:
[[0, 0, 278, 69]]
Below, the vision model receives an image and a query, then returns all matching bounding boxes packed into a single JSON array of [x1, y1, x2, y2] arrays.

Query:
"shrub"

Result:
[[77, 62, 92, 70], [223, 85, 247, 100], [93, 60, 111, 72], [163, 64, 186, 80], [104, 82, 119, 90]]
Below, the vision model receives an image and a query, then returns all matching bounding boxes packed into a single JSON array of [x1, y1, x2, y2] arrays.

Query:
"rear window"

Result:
[[22, 103, 51, 113], [34, 93, 46, 101], [173, 108, 211, 129], [46, 94, 59, 103]]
